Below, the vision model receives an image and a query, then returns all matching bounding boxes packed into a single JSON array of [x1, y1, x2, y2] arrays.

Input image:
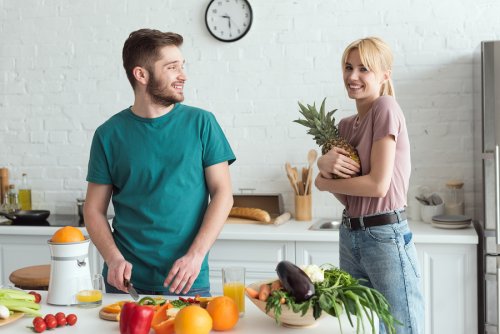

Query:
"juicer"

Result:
[[47, 238, 93, 305]]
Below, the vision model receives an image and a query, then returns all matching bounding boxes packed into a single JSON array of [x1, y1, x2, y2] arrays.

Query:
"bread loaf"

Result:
[[229, 207, 271, 223]]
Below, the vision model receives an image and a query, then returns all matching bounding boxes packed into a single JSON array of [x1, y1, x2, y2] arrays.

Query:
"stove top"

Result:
[[0, 214, 84, 227]]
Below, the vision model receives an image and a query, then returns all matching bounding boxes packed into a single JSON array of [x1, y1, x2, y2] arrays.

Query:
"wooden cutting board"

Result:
[[0, 312, 24, 327], [226, 212, 291, 225], [99, 308, 119, 321]]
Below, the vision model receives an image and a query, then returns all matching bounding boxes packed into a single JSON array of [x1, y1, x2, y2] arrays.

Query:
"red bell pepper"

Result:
[[119, 302, 155, 334]]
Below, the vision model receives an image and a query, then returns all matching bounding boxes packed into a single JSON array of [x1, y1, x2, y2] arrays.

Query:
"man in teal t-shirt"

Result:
[[84, 29, 235, 296]]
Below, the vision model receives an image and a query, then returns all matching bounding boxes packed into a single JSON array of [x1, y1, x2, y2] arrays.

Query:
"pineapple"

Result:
[[294, 98, 361, 178]]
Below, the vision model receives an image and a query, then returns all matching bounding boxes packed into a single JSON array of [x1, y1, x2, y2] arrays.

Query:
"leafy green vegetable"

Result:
[[265, 264, 399, 334], [170, 299, 190, 309]]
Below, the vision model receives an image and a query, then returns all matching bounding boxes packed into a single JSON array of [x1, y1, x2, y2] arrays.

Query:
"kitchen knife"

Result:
[[124, 279, 139, 301]]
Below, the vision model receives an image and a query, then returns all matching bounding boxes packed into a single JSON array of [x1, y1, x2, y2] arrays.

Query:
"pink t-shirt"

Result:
[[338, 95, 411, 217]]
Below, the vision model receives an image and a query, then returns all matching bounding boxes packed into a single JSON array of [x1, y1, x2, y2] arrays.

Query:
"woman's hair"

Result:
[[122, 29, 183, 89], [341, 37, 395, 97]]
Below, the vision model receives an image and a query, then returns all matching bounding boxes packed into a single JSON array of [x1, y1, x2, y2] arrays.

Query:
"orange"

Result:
[[151, 302, 173, 330], [51, 226, 85, 243], [206, 296, 239, 331], [174, 305, 212, 334], [152, 318, 175, 334]]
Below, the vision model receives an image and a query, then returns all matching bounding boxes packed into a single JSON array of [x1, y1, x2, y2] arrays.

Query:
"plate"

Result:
[[0, 312, 24, 327], [431, 214, 471, 223], [431, 221, 471, 229]]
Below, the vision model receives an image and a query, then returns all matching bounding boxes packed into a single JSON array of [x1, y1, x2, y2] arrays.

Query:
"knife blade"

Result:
[[124, 279, 139, 301]]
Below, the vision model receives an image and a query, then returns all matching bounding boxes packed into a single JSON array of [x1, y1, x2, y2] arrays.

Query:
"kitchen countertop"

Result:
[[0, 291, 378, 333], [0, 217, 478, 244]]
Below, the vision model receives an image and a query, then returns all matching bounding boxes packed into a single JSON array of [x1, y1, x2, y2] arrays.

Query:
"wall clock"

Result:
[[205, 0, 253, 42]]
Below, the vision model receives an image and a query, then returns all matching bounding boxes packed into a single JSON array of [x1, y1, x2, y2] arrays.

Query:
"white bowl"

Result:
[[420, 203, 445, 223], [245, 280, 327, 328]]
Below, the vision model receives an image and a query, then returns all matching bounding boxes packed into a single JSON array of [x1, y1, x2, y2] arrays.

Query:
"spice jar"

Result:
[[444, 180, 464, 215]]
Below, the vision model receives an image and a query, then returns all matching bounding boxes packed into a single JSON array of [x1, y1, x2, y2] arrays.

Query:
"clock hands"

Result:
[[221, 14, 231, 29]]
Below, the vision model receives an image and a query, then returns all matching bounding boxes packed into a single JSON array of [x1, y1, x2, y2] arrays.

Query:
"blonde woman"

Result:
[[315, 37, 424, 333]]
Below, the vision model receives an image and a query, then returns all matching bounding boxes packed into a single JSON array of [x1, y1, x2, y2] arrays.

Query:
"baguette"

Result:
[[229, 207, 271, 223]]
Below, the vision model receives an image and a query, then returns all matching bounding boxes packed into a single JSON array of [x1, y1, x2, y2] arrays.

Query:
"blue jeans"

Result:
[[104, 281, 211, 297], [339, 220, 424, 334]]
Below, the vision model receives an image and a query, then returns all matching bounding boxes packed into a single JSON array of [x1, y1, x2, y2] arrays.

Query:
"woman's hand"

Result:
[[317, 147, 360, 179]]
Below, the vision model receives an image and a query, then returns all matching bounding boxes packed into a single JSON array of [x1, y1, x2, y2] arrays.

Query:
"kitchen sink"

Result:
[[309, 219, 342, 231]]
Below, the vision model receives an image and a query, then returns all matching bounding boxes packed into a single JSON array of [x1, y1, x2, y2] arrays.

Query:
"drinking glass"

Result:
[[222, 267, 245, 317], [76, 274, 103, 308]]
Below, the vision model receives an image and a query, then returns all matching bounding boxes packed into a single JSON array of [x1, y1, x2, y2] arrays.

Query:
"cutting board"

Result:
[[0, 312, 24, 327], [99, 308, 119, 321], [226, 212, 291, 225]]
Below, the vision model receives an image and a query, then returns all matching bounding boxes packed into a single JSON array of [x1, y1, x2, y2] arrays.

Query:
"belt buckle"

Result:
[[342, 214, 352, 229]]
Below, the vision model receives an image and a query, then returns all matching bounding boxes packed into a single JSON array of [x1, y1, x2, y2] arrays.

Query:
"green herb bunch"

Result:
[[265, 264, 399, 334]]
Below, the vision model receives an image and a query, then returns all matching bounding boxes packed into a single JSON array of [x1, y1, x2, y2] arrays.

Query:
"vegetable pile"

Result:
[[0, 288, 41, 317], [255, 261, 399, 334]]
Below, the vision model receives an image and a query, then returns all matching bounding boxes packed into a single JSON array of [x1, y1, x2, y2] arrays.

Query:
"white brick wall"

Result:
[[1, 0, 499, 218]]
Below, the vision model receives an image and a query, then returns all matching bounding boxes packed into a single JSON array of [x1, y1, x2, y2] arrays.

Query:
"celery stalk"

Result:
[[0, 298, 41, 317]]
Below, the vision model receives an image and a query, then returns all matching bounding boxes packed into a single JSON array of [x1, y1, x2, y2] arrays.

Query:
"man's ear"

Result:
[[132, 67, 149, 86]]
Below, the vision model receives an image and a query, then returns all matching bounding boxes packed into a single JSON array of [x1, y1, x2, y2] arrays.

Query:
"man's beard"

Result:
[[146, 75, 184, 107]]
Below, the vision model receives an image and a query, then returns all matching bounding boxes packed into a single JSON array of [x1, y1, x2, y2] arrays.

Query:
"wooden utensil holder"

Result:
[[294, 194, 312, 221]]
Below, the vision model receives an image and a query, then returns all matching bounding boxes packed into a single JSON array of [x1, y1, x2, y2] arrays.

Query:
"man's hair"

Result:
[[122, 29, 183, 89]]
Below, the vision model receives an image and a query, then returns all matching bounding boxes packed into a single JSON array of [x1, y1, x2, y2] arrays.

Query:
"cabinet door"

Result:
[[417, 243, 477, 334], [0, 235, 51, 286], [295, 241, 339, 267], [209, 240, 295, 295]]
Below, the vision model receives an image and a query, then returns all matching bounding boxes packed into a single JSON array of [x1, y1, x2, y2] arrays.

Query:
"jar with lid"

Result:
[[444, 180, 464, 215]]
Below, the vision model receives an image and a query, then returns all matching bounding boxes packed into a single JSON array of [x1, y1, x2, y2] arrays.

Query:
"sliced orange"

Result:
[[102, 303, 121, 314]]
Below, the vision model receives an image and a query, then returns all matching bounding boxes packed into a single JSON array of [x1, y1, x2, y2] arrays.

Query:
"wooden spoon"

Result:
[[304, 149, 318, 195], [285, 163, 300, 195]]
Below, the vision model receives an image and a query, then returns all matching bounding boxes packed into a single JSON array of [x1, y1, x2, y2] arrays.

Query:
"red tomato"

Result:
[[32, 317, 44, 326], [43, 314, 55, 323], [66, 313, 77, 326], [55, 312, 66, 319], [56, 316, 67, 327], [33, 320, 46, 333], [29, 291, 42, 303], [45, 317, 57, 330]]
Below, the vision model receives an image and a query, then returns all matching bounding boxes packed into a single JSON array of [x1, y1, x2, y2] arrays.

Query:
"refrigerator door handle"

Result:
[[496, 145, 500, 244]]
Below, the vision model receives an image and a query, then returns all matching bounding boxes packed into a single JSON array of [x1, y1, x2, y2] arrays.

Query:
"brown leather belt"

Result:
[[342, 210, 407, 230]]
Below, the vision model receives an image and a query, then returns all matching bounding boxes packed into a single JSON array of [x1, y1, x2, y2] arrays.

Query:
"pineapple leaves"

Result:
[[294, 98, 341, 147]]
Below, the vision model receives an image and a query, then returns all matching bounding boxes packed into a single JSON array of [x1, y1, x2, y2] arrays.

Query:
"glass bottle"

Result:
[[18, 173, 32, 210], [444, 180, 464, 215], [0, 192, 11, 212]]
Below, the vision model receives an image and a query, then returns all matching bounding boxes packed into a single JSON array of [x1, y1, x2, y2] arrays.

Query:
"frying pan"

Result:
[[0, 210, 50, 223]]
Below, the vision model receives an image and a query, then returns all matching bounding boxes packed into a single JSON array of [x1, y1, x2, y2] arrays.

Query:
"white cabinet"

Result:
[[295, 241, 339, 267], [417, 243, 477, 334], [208, 240, 295, 295]]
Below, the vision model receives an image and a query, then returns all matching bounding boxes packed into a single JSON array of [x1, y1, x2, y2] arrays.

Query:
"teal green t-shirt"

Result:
[[86, 104, 235, 291]]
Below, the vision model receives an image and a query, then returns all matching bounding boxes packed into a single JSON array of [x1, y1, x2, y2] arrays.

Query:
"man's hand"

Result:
[[317, 147, 360, 179], [164, 253, 204, 294], [106, 257, 133, 292]]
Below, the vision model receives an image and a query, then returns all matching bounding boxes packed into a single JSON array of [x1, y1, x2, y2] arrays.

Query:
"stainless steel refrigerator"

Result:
[[474, 40, 500, 334]]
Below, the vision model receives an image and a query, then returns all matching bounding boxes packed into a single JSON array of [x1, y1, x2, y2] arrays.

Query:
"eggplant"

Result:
[[275, 260, 315, 302]]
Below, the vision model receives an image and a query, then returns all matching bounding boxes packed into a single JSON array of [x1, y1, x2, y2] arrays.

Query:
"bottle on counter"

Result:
[[0, 191, 11, 212], [18, 173, 32, 210], [444, 180, 464, 215], [6, 184, 19, 212]]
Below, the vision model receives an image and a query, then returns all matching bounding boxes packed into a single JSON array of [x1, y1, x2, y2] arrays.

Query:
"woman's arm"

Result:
[[315, 135, 396, 197]]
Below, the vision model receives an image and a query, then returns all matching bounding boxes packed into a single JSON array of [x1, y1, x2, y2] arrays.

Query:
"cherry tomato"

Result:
[[55, 312, 66, 319], [33, 320, 46, 333], [32, 317, 44, 326], [66, 313, 77, 326], [29, 291, 42, 303], [56, 316, 67, 327], [45, 317, 57, 330], [43, 314, 55, 323]]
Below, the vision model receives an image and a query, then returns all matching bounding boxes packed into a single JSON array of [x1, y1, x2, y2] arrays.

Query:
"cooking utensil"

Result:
[[304, 149, 317, 195], [0, 210, 50, 223], [124, 279, 139, 301], [297, 181, 305, 195], [285, 163, 300, 195]]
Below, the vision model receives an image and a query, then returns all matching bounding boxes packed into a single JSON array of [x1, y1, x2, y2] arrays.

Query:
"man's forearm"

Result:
[[187, 190, 233, 258], [85, 213, 124, 265]]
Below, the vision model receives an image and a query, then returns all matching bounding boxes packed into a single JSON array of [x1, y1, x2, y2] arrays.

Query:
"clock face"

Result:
[[205, 0, 253, 42]]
